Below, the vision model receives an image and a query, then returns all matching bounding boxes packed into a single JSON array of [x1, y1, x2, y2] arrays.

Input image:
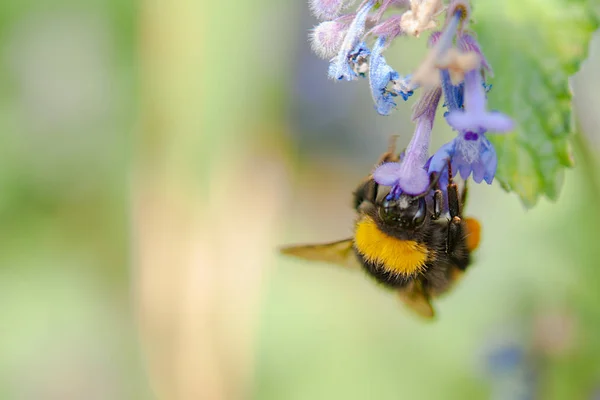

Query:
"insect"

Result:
[[280, 140, 481, 318]]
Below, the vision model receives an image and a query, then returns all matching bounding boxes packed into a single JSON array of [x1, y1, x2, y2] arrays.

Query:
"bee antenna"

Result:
[[447, 158, 454, 185], [387, 134, 400, 154]]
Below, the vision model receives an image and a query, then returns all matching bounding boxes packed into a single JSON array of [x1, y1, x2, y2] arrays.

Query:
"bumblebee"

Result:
[[281, 141, 481, 318]]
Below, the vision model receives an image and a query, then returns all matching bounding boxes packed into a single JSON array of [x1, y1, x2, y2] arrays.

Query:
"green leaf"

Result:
[[472, 0, 599, 207]]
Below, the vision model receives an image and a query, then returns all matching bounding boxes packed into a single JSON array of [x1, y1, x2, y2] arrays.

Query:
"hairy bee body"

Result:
[[281, 145, 481, 318], [353, 214, 472, 294]]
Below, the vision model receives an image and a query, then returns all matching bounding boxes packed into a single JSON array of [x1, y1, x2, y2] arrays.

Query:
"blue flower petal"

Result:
[[486, 345, 524, 375], [456, 160, 472, 181], [350, 42, 371, 77], [368, 36, 399, 115], [328, 0, 375, 81], [471, 158, 486, 183], [428, 140, 456, 175], [393, 75, 415, 102], [431, 130, 499, 184], [440, 69, 462, 112], [480, 137, 497, 184]]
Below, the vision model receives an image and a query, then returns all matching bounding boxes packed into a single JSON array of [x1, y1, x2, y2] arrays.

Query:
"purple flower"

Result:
[[310, 20, 349, 59], [430, 67, 513, 183], [328, 0, 375, 81], [410, 6, 462, 88], [428, 130, 498, 183], [373, 87, 442, 196], [393, 77, 414, 101], [446, 69, 513, 133], [369, 36, 408, 115], [459, 33, 492, 74], [374, 121, 432, 196]]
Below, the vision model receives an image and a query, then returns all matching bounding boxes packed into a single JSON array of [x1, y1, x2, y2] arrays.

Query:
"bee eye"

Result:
[[378, 200, 399, 223]]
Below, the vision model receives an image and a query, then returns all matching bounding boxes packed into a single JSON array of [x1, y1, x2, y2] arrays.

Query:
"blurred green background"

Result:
[[1, 0, 599, 399]]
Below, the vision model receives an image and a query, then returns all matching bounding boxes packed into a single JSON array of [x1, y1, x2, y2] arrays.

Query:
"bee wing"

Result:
[[397, 280, 435, 319], [280, 239, 360, 270]]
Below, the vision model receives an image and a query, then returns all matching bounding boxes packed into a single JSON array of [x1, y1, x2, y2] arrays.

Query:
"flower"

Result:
[[409, 5, 463, 88], [437, 32, 490, 111], [310, 20, 349, 59], [435, 48, 480, 85], [446, 69, 513, 133], [428, 129, 498, 183], [351, 42, 371, 76], [429, 68, 513, 183], [440, 69, 463, 113], [399, 0, 443, 37], [368, 36, 413, 115], [393, 76, 414, 100], [304, 0, 517, 208], [374, 87, 442, 196], [459, 33, 492, 74], [328, 0, 376, 81]]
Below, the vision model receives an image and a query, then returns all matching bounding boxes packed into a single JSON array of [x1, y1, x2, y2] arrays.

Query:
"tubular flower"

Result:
[[374, 86, 442, 197], [429, 66, 513, 183], [409, 4, 467, 88]]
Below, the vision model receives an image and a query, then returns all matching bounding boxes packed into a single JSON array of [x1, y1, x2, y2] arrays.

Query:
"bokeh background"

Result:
[[1, 0, 599, 399]]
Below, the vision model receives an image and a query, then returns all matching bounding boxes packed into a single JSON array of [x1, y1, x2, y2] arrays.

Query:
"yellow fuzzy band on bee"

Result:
[[354, 216, 429, 276]]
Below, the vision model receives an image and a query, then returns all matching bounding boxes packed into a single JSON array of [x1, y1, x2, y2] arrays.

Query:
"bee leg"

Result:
[[397, 279, 435, 319], [432, 188, 443, 220], [376, 135, 400, 164], [445, 164, 470, 269], [447, 162, 461, 219], [446, 216, 463, 253], [447, 218, 469, 270]]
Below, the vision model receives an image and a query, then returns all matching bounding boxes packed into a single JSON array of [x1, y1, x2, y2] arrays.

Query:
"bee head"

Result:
[[377, 194, 427, 230]]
